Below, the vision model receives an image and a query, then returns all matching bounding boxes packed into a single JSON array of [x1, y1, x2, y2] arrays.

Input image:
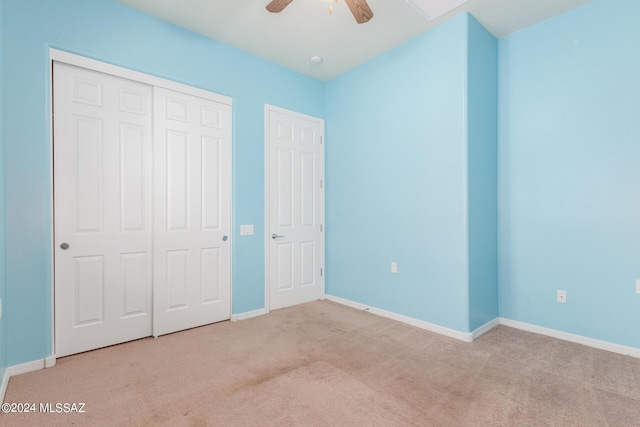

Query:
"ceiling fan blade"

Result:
[[266, 0, 294, 13], [344, 0, 374, 24]]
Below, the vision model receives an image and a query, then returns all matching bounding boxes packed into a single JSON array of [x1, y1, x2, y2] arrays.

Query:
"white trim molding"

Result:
[[499, 318, 640, 359], [50, 49, 233, 106], [325, 294, 480, 342], [45, 355, 57, 369], [1, 357, 56, 403], [7, 359, 46, 377], [231, 308, 268, 322], [325, 295, 640, 359], [0, 369, 9, 404], [326, 295, 640, 358], [471, 318, 500, 341]]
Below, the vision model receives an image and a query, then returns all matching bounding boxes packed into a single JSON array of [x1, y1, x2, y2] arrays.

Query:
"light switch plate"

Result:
[[636, 280, 640, 294], [240, 225, 254, 236]]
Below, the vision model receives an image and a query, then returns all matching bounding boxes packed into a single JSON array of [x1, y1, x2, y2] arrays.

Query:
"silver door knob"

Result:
[[60, 243, 70, 250], [222, 235, 228, 241], [271, 233, 285, 239]]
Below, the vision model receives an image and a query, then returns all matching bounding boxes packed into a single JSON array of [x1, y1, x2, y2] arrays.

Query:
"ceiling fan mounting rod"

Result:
[[265, 0, 373, 24]]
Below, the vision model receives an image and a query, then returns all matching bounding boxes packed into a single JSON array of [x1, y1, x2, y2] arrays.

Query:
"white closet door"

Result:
[[153, 87, 232, 336], [54, 62, 153, 357]]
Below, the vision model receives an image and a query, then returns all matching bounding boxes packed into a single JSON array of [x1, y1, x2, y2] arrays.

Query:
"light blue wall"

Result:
[[498, 0, 640, 348], [467, 16, 498, 330], [3, 0, 323, 366], [0, 0, 7, 380], [325, 15, 471, 332], [5, 0, 637, 371]]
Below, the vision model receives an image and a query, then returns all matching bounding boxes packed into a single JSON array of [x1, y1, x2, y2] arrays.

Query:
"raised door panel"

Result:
[[201, 248, 221, 303], [120, 124, 146, 232], [121, 252, 149, 318], [201, 137, 221, 230], [277, 148, 294, 228], [166, 250, 189, 310], [74, 256, 105, 326], [75, 116, 103, 233]]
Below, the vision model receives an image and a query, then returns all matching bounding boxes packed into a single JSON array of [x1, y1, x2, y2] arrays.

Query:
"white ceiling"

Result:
[[115, 0, 591, 81]]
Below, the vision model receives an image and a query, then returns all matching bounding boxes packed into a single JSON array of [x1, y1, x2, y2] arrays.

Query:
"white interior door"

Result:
[[54, 62, 153, 357], [267, 106, 324, 310], [153, 87, 232, 336]]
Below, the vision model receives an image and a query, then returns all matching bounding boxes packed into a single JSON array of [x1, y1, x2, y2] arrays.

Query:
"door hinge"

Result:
[[320, 224, 323, 232], [320, 136, 323, 145], [321, 268, 323, 277], [320, 179, 323, 189]]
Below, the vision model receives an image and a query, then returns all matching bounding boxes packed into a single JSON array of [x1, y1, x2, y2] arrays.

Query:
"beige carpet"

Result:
[[2, 300, 640, 426]]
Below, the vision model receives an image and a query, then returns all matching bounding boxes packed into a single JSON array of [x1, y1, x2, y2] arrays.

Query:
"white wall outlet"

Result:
[[557, 290, 567, 304], [240, 224, 254, 236], [636, 280, 640, 294], [391, 262, 398, 273]]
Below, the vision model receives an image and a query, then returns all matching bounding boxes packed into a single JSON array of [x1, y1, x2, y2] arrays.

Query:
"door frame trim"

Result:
[[263, 104, 325, 314], [51, 50, 233, 106], [49, 48, 234, 359]]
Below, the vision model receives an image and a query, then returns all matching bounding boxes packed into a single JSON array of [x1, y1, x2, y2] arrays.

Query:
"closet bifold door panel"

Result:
[[152, 87, 232, 337], [53, 59, 232, 357], [54, 62, 154, 357]]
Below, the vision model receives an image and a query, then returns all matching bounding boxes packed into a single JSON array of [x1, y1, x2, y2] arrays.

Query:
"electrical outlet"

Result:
[[636, 280, 640, 294], [557, 290, 567, 304], [391, 262, 398, 273]]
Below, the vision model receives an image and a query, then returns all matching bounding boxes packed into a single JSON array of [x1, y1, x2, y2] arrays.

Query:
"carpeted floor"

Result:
[[2, 300, 640, 426]]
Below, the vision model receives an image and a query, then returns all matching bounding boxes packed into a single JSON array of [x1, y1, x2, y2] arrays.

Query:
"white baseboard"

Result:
[[325, 296, 640, 358], [471, 317, 501, 341], [8, 359, 46, 376], [0, 368, 9, 404], [499, 318, 640, 359], [1, 357, 57, 403], [325, 294, 481, 342], [45, 355, 56, 368], [231, 308, 268, 322]]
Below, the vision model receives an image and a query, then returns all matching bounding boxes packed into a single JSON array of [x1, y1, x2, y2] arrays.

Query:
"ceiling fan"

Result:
[[266, 0, 374, 24]]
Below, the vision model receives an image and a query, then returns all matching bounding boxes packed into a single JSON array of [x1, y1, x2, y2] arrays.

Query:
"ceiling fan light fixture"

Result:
[[329, 0, 337, 14], [406, 0, 469, 21]]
